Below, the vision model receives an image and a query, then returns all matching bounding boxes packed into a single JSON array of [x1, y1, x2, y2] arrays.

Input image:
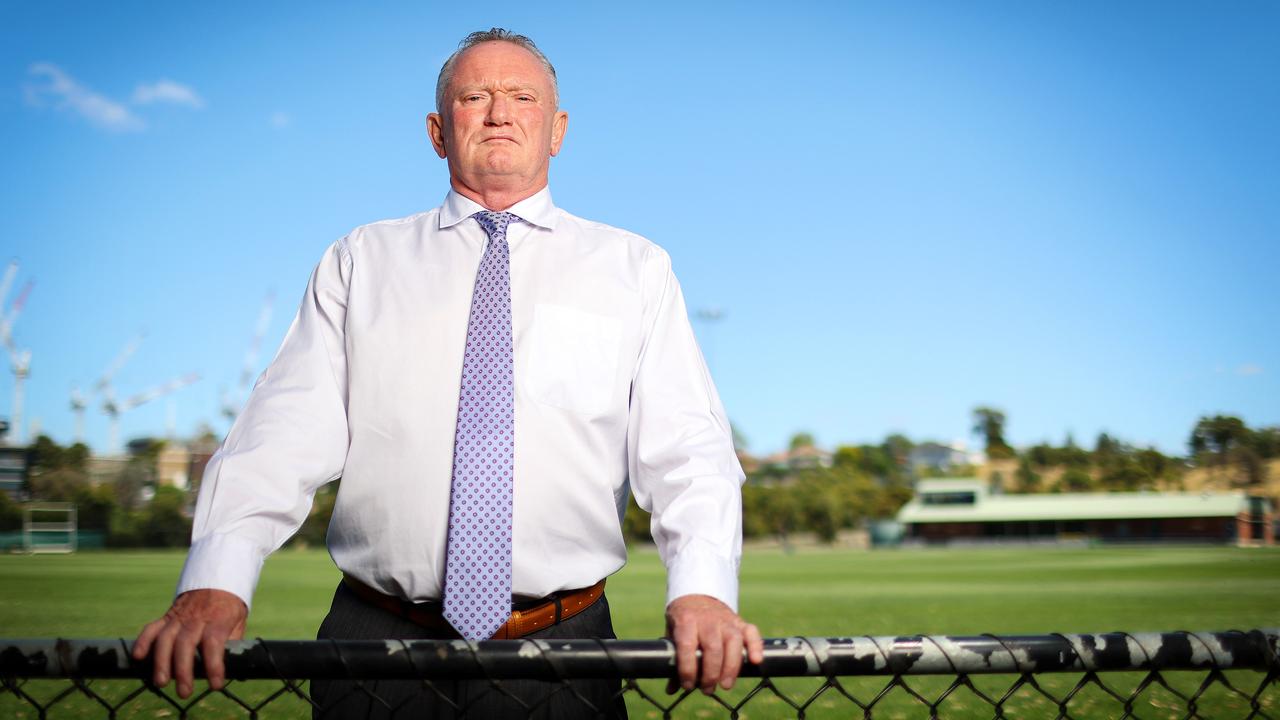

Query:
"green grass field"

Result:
[[2, 545, 1277, 718]]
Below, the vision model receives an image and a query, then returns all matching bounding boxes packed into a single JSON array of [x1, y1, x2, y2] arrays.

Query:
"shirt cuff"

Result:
[[175, 533, 267, 611], [665, 545, 740, 612]]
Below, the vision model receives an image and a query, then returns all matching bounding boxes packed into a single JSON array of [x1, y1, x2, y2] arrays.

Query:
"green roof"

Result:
[[897, 489, 1251, 524]]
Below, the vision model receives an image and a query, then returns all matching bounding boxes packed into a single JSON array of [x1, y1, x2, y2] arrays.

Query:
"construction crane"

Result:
[[93, 333, 144, 398], [76, 334, 145, 444], [0, 261, 17, 313], [1, 269, 33, 446], [69, 386, 88, 444], [2, 346, 31, 446], [220, 293, 274, 426], [102, 372, 200, 455], [0, 278, 33, 344]]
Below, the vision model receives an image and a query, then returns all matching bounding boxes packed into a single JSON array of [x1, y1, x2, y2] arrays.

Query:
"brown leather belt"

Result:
[[342, 575, 606, 640]]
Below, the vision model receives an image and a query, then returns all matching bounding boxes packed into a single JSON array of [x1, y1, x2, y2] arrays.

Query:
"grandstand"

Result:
[[897, 478, 1275, 546]]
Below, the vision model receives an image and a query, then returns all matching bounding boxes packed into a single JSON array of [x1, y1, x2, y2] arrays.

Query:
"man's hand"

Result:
[[132, 589, 248, 698], [665, 594, 765, 695]]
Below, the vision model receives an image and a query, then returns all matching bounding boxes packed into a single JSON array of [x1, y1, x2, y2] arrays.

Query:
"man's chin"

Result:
[[476, 160, 532, 180], [480, 153, 522, 173]]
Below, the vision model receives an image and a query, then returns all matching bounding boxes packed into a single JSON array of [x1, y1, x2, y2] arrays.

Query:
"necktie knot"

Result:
[[473, 211, 520, 240]]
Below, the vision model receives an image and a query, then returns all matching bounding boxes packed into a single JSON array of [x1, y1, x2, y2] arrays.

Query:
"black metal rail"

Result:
[[4, 629, 1277, 680]]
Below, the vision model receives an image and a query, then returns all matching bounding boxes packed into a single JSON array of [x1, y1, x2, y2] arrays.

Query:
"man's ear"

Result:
[[549, 110, 568, 157], [427, 113, 448, 159]]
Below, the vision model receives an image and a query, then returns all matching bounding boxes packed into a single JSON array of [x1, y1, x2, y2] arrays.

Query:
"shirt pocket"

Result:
[[525, 303, 622, 415]]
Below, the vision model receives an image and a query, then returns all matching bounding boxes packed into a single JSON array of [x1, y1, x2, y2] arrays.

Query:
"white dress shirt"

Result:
[[177, 187, 745, 612]]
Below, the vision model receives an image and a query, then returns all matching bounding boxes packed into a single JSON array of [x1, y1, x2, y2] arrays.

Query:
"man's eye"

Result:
[[516, 95, 534, 102], [464, 95, 484, 102]]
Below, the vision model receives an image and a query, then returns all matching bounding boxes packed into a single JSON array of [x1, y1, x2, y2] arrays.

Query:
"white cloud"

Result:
[[1236, 364, 1263, 377], [269, 111, 291, 129], [24, 62, 145, 132], [133, 79, 205, 109]]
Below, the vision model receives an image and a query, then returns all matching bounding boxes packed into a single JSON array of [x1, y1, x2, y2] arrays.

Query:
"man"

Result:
[[134, 28, 763, 716]]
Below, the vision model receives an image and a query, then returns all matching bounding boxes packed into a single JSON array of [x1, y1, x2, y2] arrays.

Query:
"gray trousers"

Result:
[[311, 581, 628, 719]]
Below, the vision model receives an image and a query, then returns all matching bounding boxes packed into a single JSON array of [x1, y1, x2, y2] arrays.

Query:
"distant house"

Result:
[[157, 444, 192, 489], [758, 445, 833, 476], [184, 435, 221, 492], [908, 442, 969, 474], [0, 445, 26, 499], [87, 455, 129, 486], [897, 478, 1274, 546], [83, 433, 221, 491]]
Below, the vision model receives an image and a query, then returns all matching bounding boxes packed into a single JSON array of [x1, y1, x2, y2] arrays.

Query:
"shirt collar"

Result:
[[438, 186, 558, 231]]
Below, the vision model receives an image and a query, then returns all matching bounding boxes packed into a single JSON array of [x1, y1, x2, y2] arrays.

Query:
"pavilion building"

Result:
[[897, 478, 1274, 546]]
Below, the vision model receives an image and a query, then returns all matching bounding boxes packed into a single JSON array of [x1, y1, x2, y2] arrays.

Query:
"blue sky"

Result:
[[1, 1, 1276, 457]]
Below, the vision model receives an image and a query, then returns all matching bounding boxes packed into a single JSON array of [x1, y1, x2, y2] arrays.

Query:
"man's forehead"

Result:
[[452, 41, 547, 78], [453, 75, 542, 90]]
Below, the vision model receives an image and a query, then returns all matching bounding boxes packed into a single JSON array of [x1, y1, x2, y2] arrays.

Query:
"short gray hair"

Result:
[[435, 28, 558, 113]]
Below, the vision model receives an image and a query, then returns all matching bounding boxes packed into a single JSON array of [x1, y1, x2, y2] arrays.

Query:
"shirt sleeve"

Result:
[[626, 246, 745, 611], [175, 238, 352, 609]]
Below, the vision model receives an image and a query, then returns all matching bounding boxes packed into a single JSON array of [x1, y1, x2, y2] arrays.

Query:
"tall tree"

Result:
[[1247, 427, 1280, 459], [1094, 432, 1124, 465], [25, 435, 91, 501], [1189, 416, 1273, 486], [972, 407, 1014, 459], [789, 432, 816, 451], [1189, 415, 1249, 469], [881, 433, 914, 464], [26, 435, 67, 475]]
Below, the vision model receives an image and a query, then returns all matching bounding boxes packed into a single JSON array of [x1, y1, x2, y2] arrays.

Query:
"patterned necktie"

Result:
[[443, 210, 518, 640]]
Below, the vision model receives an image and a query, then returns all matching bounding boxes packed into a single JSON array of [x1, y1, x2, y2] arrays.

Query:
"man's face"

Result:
[[428, 41, 568, 198]]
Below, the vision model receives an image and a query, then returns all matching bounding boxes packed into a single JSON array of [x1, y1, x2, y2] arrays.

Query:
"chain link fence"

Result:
[[2, 629, 1277, 718]]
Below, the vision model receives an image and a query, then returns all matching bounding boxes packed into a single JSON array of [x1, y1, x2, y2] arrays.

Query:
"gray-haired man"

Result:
[[134, 28, 763, 717]]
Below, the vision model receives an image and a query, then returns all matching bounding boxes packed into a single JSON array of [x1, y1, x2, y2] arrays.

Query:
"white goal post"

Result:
[[23, 502, 77, 554]]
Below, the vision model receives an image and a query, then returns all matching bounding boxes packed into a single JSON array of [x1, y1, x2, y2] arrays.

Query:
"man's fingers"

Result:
[[719, 627, 744, 690], [202, 632, 229, 691], [699, 626, 724, 694], [151, 620, 183, 686], [673, 624, 699, 691], [134, 590, 249, 697], [172, 622, 204, 699], [666, 595, 766, 696], [744, 623, 765, 664], [132, 619, 165, 660]]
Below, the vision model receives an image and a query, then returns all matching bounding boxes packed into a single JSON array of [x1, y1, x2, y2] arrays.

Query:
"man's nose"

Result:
[[485, 94, 511, 125]]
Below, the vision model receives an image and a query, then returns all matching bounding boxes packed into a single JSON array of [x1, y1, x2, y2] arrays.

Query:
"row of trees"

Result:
[[623, 440, 915, 545], [623, 480, 913, 546], [972, 409, 1278, 492], [7, 408, 1274, 549], [0, 435, 191, 546]]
